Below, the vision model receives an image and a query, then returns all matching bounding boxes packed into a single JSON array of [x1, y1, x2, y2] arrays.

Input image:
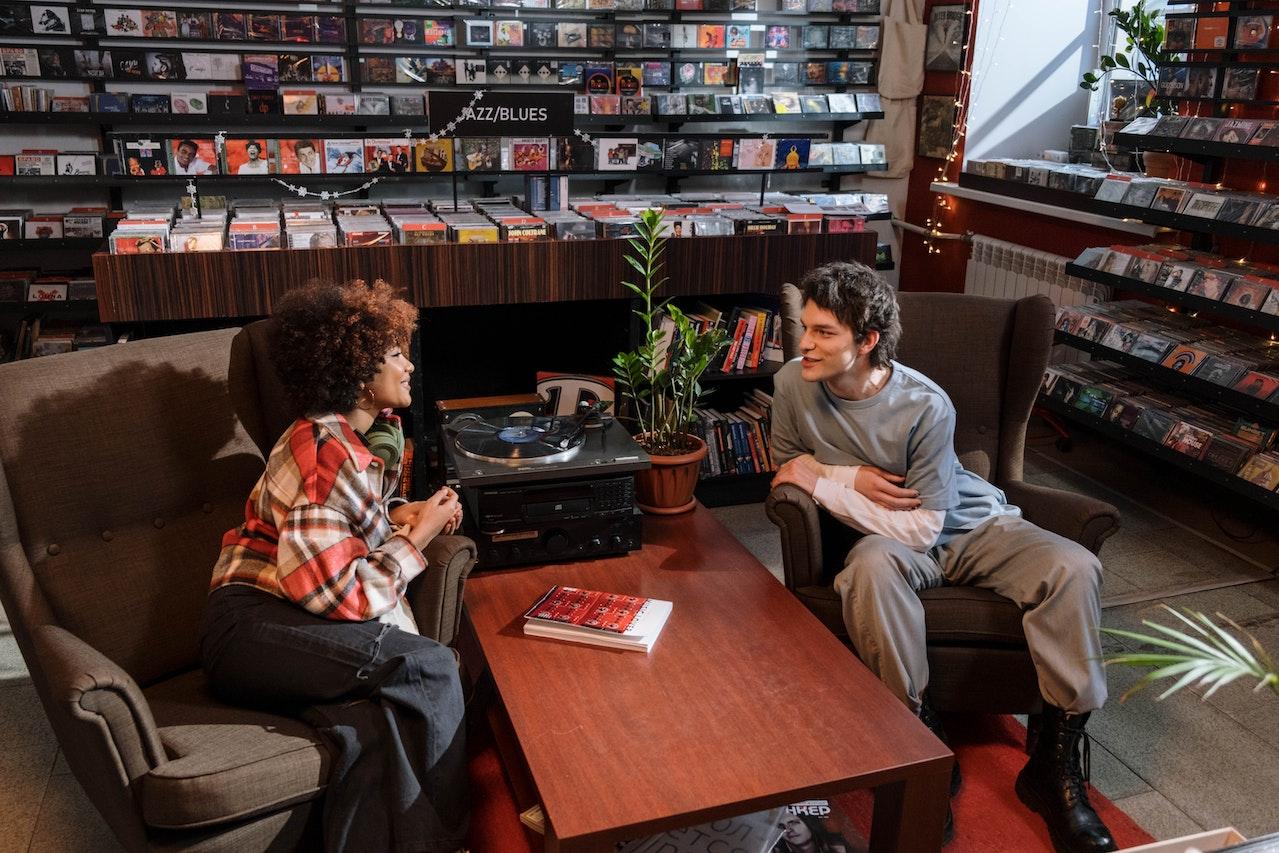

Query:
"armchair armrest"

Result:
[[407, 534, 477, 647], [764, 484, 825, 590], [33, 624, 167, 785], [1002, 480, 1120, 555]]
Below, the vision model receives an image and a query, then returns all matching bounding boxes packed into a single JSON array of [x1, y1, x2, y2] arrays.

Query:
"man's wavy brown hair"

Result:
[[269, 279, 417, 416]]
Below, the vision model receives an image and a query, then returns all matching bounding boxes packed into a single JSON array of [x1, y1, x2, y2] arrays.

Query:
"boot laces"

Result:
[[1056, 726, 1092, 804]]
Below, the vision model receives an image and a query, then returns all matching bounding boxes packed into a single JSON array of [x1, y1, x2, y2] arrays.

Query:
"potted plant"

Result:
[[1103, 606, 1279, 702], [613, 208, 729, 514], [1079, 0, 1179, 176]]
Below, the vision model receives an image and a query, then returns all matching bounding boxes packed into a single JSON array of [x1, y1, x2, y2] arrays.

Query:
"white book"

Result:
[[523, 586, 672, 653]]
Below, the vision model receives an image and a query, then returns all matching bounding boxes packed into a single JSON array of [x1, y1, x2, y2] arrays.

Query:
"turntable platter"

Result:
[[452, 416, 584, 466]]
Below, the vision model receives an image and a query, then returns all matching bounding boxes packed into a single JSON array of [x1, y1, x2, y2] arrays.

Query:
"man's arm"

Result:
[[773, 456, 943, 552], [768, 367, 809, 465]]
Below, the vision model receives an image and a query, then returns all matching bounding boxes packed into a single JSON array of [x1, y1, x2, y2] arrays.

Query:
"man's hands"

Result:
[[391, 487, 463, 550], [854, 466, 921, 510], [772, 455, 921, 511], [771, 454, 823, 495]]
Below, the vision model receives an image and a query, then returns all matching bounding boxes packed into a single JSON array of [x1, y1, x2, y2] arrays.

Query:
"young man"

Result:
[[769, 262, 1115, 853], [293, 139, 321, 174]]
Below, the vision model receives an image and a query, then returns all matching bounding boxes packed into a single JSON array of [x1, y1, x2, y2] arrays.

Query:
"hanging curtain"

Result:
[[863, 0, 927, 180]]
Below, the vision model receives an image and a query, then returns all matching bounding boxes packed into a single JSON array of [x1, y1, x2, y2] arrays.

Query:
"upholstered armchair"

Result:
[[765, 287, 1120, 714], [0, 326, 475, 851]]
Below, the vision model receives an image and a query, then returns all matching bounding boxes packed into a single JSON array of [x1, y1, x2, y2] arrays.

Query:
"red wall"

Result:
[[899, 0, 1279, 293]]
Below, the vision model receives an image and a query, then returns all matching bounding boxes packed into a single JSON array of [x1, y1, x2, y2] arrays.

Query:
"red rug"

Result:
[[466, 714, 1155, 852]]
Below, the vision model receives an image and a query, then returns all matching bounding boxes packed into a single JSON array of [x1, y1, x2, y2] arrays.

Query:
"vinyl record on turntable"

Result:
[[452, 416, 584, 466]]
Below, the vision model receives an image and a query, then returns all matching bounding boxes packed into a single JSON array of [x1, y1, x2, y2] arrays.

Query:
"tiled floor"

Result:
[[2, 442, 1278, 850]]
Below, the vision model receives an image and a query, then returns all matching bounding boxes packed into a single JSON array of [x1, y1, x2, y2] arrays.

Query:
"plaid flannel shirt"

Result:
[[210, 412, 426, 621]]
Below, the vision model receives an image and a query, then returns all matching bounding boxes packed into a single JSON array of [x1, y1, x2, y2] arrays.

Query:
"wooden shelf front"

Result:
[[91, 230, 876, 322]]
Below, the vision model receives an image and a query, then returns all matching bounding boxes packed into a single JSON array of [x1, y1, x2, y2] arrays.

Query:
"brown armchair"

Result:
[[765, 287, 1120, 714], [0, 326, 475, 851]]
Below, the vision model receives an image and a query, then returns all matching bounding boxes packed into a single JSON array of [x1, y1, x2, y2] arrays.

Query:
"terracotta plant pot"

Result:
[[633, 435, 708, 515]]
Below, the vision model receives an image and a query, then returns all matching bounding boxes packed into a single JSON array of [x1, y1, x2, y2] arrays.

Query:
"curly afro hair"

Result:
[[269, 279, 417, 417]]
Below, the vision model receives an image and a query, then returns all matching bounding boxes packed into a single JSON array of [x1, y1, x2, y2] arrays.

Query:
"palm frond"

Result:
[[1100, 606, 1279, 703]]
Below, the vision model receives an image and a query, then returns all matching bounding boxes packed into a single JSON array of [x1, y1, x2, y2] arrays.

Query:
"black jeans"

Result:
[[201, 585, 469, 853]]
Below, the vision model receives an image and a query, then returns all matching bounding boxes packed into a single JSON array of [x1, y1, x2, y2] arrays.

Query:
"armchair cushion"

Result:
[[1002, 480, 1120, 555], [142, 669, 328, 830]]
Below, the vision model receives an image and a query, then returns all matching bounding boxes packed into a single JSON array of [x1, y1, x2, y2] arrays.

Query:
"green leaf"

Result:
[[1114, 52, 1130, 69]]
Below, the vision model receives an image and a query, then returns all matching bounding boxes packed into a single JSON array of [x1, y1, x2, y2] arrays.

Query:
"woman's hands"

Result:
[[391, 487, 463, 550]]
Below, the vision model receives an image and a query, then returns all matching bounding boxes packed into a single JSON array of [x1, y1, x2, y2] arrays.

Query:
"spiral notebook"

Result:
[[522, 585, 672, 653]]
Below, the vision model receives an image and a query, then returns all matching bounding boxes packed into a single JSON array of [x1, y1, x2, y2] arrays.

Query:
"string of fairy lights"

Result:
[[922, 3, 981, 255]]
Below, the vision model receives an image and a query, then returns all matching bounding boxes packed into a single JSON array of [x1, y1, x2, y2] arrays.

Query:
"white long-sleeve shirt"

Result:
[[812, 463, 946, 552]]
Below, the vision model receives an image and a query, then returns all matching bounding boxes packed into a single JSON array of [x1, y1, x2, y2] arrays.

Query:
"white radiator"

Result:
[[965, 236, 1111, 363]]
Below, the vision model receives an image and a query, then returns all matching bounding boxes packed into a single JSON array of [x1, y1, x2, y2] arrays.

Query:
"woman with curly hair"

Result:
[[201, 279, 468, 853], [773, 812, 854, 853]]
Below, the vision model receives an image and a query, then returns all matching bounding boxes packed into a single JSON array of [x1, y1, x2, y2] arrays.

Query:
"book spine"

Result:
[[698, 409, 722, 476], [748, 310, 772, 368], [735, 312, 757, 372], [727, 416, 748, 474], [721, 311, 745, 371]]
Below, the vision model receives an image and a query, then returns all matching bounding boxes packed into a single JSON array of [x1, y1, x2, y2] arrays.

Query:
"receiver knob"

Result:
[[544, 530, 570, 554]]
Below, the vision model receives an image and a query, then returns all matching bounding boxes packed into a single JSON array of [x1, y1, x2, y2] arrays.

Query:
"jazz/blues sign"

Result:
[[427, 92, 574, 137]]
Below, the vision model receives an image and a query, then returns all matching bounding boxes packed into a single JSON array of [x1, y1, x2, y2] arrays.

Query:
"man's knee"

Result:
[[1044, 542, 1103, 596], [834, 535, 917, 598]]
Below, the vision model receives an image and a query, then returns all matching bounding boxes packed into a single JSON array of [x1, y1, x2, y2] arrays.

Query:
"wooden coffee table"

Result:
[[463, 504, 952, 852]]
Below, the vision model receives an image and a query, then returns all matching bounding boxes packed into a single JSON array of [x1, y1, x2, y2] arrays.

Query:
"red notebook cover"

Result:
[[524, 586, 649, 634]]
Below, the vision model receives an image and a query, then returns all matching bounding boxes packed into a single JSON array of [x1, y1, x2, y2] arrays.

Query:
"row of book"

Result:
[[357, 19, 881, 50], [1074, 244, 1279, 317], [1163, 13, 1272, 52], [656, 301, 785, 372], [4, 6, 346, 42], [359, 0, 882, 11], [1042, 360, 1279, 493], [103, 190, 887, 252], [964, 158, 1279, 232], [1118, 114, 1279, 148], [1052, 300, 1279, 403], [1, 317, 115, 362], [0, 270, 96, 303], [39, 135, 887, 178], [691, 388, 777, 478]]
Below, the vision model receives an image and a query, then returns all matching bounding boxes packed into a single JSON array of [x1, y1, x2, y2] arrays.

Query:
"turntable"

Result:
[[438, 398, 651, 569]]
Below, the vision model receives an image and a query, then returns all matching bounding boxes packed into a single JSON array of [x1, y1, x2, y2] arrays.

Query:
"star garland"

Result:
[[271, 176, 382, 200], [211, 93, 491, 201]]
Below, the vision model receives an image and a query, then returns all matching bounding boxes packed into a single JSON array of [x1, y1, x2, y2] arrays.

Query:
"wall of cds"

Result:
[[1, 0, 888, 239], [1157, 10, 1278, 104]]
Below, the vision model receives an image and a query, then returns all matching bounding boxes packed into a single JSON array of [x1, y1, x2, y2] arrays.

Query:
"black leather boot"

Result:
[[918, 692, 962, 796], [1015, 706, 1117, 853]]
